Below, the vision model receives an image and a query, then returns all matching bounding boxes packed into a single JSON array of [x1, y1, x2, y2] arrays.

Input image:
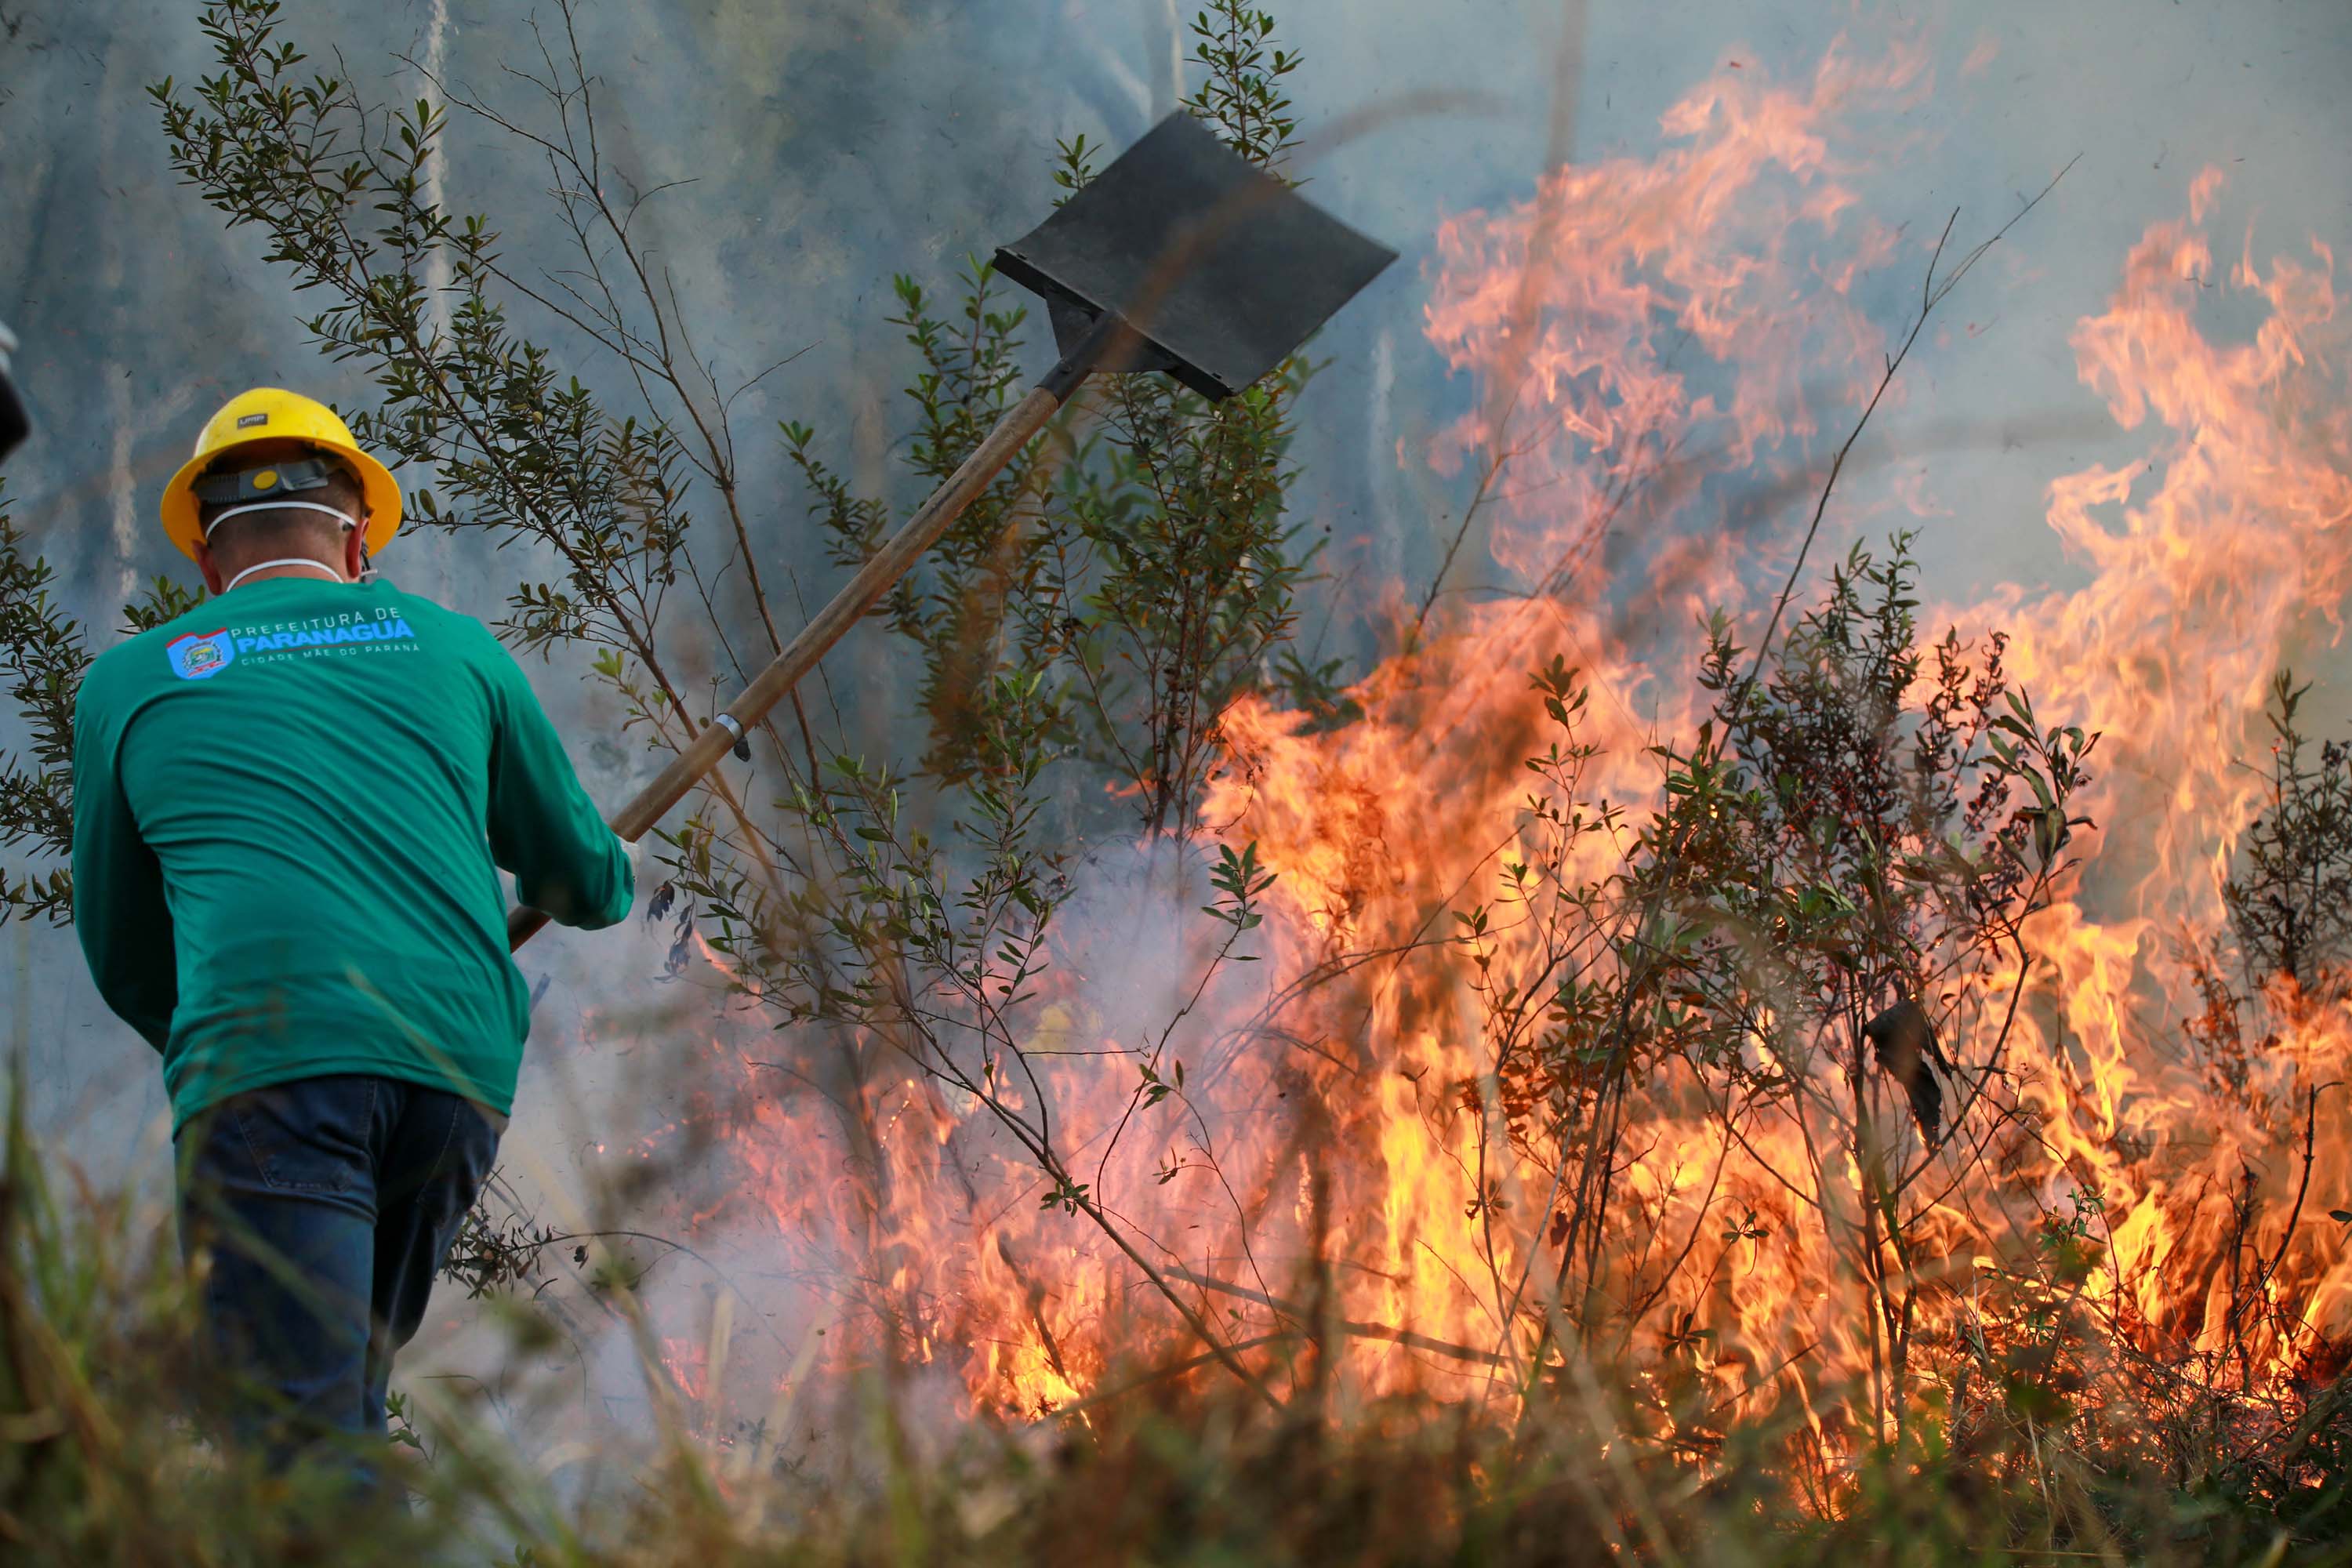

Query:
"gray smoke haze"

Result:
[[4, 0, 2350, 1432]]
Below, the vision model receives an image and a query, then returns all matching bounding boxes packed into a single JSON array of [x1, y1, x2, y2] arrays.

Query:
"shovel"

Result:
[[509, 112, 1394, 949]]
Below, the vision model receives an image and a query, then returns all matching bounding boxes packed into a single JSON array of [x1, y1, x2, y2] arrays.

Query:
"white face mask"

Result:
[[205, 499, 359, 591], [201, 499, 358, 539], [223, 557, 347, 592]]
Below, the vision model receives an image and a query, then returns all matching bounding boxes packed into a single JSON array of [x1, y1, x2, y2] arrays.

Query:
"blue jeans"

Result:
[[174, 1074, 504, 1475]]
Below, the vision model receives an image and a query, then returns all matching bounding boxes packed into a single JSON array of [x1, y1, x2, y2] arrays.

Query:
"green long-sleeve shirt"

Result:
[[71, 573, 633, 1131]]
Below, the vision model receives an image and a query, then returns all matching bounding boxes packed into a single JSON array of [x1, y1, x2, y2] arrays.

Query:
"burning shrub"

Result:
[[1611, 534, 2095, 1432], [2225, 671, 2352, 1002]]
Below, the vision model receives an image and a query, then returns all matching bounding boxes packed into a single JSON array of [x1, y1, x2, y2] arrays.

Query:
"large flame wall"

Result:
[[677, 38, 2352, 1459]]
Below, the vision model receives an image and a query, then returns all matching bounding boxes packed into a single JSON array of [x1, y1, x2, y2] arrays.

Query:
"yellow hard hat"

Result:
[[160, 388, 401, 562]]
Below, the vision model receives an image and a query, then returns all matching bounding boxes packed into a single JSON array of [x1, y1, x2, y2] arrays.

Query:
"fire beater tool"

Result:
[[508, 112, 1394, 948]]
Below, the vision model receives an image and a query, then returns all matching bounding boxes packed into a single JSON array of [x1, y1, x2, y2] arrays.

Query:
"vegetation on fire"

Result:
[[2, 0, 2348, 1562], [1453, 535, 2100, 1447]]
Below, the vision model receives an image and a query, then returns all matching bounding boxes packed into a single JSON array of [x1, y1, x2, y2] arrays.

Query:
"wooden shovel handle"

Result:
[[506, 379, 1066, 953]]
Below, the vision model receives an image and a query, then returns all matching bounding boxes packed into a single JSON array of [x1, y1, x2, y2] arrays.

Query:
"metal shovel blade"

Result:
[[507, 115, 1397, 953], [991, 114, 1396, 401]]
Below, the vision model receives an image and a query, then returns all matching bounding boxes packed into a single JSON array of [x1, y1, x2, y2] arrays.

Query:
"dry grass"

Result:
[[4, 1076, 2344, 1568]]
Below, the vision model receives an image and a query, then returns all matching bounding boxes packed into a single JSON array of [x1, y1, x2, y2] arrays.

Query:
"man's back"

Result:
[[72, 573, 630, 1130]]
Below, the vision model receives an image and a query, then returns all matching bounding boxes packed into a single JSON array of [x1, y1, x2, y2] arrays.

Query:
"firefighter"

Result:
[[69, 387, 633, 1480]]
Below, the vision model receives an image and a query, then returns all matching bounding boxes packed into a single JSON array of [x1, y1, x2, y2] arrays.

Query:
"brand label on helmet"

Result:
[[236, 412, 269, 428], [166, 630, 238, 681]]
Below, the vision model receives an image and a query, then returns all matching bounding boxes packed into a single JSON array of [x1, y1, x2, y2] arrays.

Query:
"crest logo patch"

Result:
[[166, 628, 237, 681]]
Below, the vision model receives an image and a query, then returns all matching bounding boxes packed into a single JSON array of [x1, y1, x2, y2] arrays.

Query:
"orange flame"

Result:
[[657, 40, 2352, 1460]]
